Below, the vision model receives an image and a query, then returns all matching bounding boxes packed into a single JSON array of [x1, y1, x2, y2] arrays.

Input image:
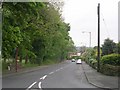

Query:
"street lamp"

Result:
[[82, 31, 91, 47]]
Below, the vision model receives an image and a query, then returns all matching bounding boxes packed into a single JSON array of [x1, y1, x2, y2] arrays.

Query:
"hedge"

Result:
[[89, 59, 97, 69], [101, 54, 120, 66], [100, 64, 120, 76]]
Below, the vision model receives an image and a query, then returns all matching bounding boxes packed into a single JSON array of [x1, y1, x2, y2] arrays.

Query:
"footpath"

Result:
[[82, 61, 119, 90]]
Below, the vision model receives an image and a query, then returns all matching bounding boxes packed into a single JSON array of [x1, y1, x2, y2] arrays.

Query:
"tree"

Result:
[[117, 42, 120, 54], [2, 2, 75, 66], [102, 38, 116, 55], [114, 42, 120, 54]]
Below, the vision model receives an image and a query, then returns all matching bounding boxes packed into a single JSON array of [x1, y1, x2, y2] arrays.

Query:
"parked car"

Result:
[[71, 59, 75, 62], [76, 59, 82, 64]]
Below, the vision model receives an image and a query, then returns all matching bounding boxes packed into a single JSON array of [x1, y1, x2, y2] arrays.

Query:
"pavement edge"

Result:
[[81, 62, 118, 90]]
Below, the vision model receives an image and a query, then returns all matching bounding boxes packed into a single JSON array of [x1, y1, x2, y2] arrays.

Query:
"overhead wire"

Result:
[[101, 12, 110, 38]]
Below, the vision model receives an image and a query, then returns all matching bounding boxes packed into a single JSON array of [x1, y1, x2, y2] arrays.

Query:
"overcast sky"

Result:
[[62, 0, 119, 47]]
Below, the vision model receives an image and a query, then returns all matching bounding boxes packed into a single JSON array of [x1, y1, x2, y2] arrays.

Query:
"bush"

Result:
[[100, 64, 120, 76], [89, 59, 97, 69], [71, 56, 81, 60], [101, 54, 120, 66]]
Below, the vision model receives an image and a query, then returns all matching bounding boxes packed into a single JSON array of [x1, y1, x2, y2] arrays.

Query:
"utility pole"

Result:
[[97, 3, 100, 72]]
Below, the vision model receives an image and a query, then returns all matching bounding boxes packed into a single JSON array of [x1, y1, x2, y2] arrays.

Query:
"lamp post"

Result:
[[82, 31, 91, 48]]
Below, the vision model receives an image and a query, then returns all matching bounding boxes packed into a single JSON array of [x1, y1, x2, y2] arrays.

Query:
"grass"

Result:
[[22, 62, 39, 68], [42, 59, 59, 65], [2, 59, 62, 73], [21, 59, 59, 68]]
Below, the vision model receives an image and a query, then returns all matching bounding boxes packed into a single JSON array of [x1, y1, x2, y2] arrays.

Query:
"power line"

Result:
[[101, 12, 110, 38]]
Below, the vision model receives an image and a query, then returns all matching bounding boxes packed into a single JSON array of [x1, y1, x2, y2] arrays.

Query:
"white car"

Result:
[[76, 59, 82, 64]]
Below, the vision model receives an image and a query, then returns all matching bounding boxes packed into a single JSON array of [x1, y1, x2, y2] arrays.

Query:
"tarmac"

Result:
[[2, 61, 120, 90]]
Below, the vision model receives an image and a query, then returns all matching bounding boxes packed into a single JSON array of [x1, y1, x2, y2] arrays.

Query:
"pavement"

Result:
[[82, 61, 119, 90]]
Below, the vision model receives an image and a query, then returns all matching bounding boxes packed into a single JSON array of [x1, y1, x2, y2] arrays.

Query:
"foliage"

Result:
[[93, 46, 102, 58], [114, 42, 120, 54], [2, 2, 75, 67], [100, 64, 120, 76], [102, 38, 116, 55], [117, 42, 120, 54], [101, 54, 120, 66], [71, 56, 80, 60], [89, 59, 97, 69], [81, 47, 96, 63]]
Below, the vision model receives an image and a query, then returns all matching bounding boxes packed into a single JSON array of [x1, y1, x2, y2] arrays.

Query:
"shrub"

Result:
[[71, 56, 81, 60], [89, 59, 97, 69], [100, 64, 120, 76], [101, 54, 120, 66]]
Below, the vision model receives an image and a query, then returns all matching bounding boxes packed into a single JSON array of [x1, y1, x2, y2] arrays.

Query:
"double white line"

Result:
[[26, 81, 37, 90], [40, 75, 47, 80], [38, 75, 47, 88], [27, 65, 68, 90], [27, 75, 47, 90]]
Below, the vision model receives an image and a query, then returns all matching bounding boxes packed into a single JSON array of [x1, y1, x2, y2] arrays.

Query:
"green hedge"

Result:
[[100, 64, 120, 76], [101, 54, 120, 66], [89, 59, 97, 69], [71, 56, 81, 60]]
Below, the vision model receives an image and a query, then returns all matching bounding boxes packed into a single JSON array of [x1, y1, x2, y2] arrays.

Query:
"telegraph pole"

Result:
[[97, 3, 100, 72]]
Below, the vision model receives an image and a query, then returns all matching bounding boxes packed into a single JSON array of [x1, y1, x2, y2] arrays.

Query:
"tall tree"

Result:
[[102, 38, 116, 55], [2, 2, 75, 65]]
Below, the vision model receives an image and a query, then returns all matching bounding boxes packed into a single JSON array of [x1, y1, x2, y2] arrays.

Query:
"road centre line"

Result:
[[27, 75, 47, 89], [60, 67, 63, 69], [49, 65, 70, 75], [55, 69, 60, 72], [40, 75, 47, 80], [27, 81, 37, 90], [27, 64, 71, 89], [49, 71, 54, 75], [42, 75, 47, 80]]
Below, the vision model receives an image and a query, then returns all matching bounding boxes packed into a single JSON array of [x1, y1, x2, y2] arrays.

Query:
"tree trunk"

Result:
[[25, 55, 28, 64], [19, 56, 22, 63]]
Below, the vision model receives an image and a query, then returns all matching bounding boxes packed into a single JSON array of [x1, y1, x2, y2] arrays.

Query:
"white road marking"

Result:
[[27, 64, 71, 90], [40, 76, 44, 80], [60, 67, 63, 69], [27, 81, 37, 89], [42, 75, 47, 80], [55, 69, 60, 72], [40, 75, 47, 80], [38, 82, 42, 89], [49, 72, 54, 75]]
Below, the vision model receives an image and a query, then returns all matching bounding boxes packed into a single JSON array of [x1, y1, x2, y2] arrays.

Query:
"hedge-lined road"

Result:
[[3, 61, 98, 89]]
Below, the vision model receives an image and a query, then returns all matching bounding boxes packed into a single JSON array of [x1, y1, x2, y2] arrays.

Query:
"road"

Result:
[[2, 60, 100, 89]]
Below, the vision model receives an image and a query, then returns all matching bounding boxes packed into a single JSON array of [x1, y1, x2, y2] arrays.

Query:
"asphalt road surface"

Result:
[[2, 60, 100, 89]]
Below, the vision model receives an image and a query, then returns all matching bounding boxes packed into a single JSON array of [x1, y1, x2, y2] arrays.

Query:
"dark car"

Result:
[[71, 59, 75, 62]]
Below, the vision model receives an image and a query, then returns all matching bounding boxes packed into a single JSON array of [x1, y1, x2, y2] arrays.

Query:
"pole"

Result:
[[97, 3, 100, 72]]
